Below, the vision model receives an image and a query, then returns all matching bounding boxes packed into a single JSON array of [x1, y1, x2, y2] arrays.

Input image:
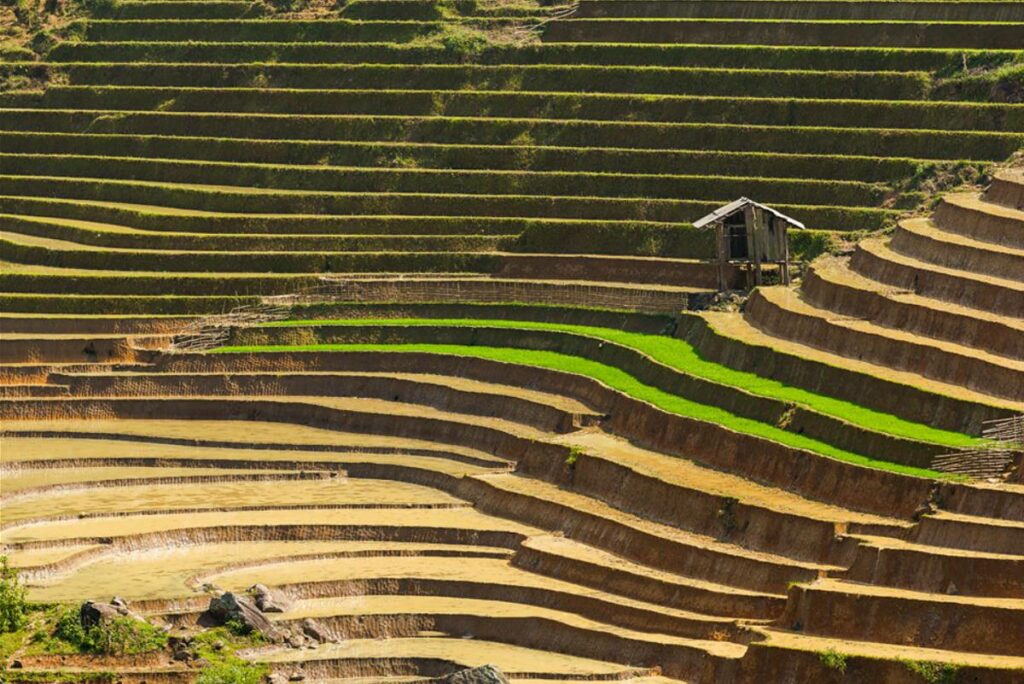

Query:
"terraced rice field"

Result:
[[2, 0, 1024, 681]]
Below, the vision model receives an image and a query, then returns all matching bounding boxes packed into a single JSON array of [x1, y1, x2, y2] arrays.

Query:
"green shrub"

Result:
[[91, 616, 167, 656], [74, 0, 119, 17], [932, 62, 1024, 103], [196, 661, 266, 684], [0, 556, 28, 634], [439, 26, 489, 56], [789, 230, 839, 263], [191, 626, 267, 684], [51, 605, 167, 656], [819, 648, 848, 674], [900, 660, 960, 684], [52, 606, 88, 646]]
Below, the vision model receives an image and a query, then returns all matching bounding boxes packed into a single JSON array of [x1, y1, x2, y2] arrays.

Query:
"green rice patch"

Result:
[[260, 317, 981, 450], [217, 336, 955, 479]]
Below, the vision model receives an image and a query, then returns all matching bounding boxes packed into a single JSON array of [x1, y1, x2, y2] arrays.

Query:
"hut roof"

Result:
[[693, 197, 806, 230]]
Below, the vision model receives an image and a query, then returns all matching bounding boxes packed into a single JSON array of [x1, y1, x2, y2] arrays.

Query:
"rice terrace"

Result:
[[2, 0, 1024, 680]]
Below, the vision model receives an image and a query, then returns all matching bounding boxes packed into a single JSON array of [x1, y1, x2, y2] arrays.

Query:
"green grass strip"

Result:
[[260, 317, 982, 449], [214, 339, 948, 480]]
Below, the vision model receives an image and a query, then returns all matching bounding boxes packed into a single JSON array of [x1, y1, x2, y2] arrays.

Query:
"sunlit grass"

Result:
[[261, 317, 982, 449], [217, 336, 955, 479]]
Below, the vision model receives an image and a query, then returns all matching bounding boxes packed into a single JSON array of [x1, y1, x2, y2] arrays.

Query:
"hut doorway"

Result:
[[725, 212, 749, 260]]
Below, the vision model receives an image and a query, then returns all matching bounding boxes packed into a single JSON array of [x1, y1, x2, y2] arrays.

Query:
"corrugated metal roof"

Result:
[[693, 197, 806, 230]]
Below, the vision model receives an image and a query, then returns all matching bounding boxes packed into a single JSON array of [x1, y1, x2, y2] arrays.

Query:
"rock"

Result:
[[288, 670, 306, 681], [206, 592, 281, 640], [436, 665, 511, 684], [300, 618, 332, 644], [287, 633, 306, 649], [169, 636, 194, 662], [110, 596, 131, 611], [249, 583, 293, 613], [171, 644, 194, 662], [265, 675, 288, 684], [79, 600, 139, 629], [10, 660, 22, 669]]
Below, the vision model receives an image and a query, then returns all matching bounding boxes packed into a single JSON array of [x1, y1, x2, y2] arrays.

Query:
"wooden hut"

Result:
[[694, 198, 804, 291]]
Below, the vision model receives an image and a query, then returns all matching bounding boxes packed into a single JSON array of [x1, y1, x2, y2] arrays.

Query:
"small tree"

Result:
[[0, 555, 28, 633]]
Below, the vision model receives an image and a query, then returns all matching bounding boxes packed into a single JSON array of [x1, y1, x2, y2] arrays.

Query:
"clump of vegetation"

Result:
[[564, 446, 584, 467], [0, 556, 28, 634], [49, 605, 168, 656], [264, 0, 309, 12], [192, 626, 268, 684], [1, 0, 114, 85], [435, 24, 491, 61], [818, 648, 848, 674], [900, 161, 990, 207], [196, 661, 266, 684], [932, 60, 1024, 103], [73, 0, 119, 16], [900, 659, 960, 684], [788, 229, 842, 263]]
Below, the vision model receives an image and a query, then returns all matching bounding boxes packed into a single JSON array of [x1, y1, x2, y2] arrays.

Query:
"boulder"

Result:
[[436, 665, 511, 684], [79, 599, 141, 629], [249, 584, 293, 613], [300, 618, 332, 644], [265, 674, 287, 684], [169, 636, 195, 662], [207, 592, 281, 640]]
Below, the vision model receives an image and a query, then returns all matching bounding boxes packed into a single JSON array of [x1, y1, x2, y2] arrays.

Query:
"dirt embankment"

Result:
[[842, 541, 1024, 597], [678, 312, 1010, 436], [732, 643, 1024, 684], [0, 336, 155, 364], [892, 222, 1024, 283], [801, 262, 1023, 361], [778, 582, 1024, 656], [984, 172, 1024, 211], [743, 288, 1024, 403], [851, 239, 1024, 318], [935, 197, 1024, 249], [55, 371, 595, 435], [510, 537, 784, 619]]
